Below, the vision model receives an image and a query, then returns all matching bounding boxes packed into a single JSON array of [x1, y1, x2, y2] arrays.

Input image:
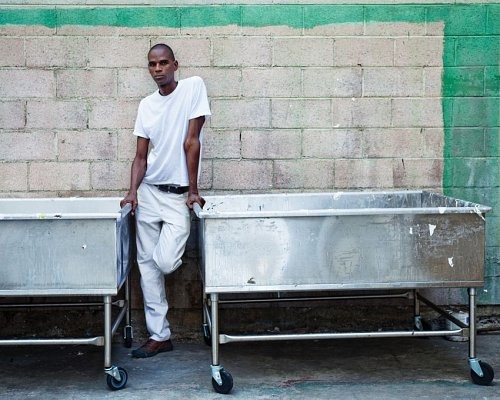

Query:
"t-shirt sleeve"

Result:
[[189, 76, 212, 120], [133, 101, 149, 138]]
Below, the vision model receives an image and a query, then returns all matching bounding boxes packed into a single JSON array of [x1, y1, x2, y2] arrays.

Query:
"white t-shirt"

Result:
[[133, 76, 211, 186]]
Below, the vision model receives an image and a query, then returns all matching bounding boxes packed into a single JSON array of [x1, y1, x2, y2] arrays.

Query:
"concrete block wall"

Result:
[[0, 1, 498, 339]]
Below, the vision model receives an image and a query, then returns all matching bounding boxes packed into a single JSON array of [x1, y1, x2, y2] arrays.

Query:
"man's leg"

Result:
[[132, 184, 190, 357]]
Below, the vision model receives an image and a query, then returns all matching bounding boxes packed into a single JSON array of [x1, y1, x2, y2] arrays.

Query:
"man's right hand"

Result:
[[120, 193, 138, 214]]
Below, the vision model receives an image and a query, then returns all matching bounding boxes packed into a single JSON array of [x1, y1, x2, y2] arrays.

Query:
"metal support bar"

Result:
[[111, 300, 128, 337], [416, 292, 469, 330], [218, 292, 411, 305], [219, 328, 464, 344], [0, 337, 104, 346]]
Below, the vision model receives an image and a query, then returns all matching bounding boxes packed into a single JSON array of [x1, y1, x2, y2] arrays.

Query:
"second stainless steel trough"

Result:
[[194, 191, 494, 393]]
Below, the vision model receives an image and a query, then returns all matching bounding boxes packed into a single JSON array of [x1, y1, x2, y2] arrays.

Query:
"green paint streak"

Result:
[[0, 8, 56, 28], [182, 6, 240, 28], [486, 4, 500, 34], [303, 5, 363, 28], [365, 5, 425, 23], [427, 5, 487, 35], [242, 5, 303, 28], [443, 67, 484, 97]]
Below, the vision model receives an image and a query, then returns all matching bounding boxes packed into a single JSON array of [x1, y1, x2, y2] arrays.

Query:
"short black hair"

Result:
[[148, 43, 175, 60]]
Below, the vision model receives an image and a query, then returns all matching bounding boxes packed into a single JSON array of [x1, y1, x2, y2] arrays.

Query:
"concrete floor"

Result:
[[1, 333, 499, 399]]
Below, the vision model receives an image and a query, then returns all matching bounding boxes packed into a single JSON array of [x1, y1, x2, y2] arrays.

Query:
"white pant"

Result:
[[135, 183, 191, 341]]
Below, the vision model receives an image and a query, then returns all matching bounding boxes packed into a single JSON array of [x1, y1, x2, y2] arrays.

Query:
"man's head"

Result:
[[147, 43, 178, 91]]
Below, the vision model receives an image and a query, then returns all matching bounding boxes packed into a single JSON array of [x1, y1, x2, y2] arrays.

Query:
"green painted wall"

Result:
[[0, 3, 499, 303]]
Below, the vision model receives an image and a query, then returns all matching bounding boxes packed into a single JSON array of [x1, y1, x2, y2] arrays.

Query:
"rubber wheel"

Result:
[[106, 367, 128, 391], [212, 369, 233, 394], [471, 361, 494, 386], [124, 337, 133, 348]]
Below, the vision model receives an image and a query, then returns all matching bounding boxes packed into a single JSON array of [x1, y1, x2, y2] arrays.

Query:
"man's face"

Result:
[[147, 47, 178, 87]]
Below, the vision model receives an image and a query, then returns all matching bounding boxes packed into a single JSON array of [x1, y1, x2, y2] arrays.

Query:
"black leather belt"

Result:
[[155, 184, 189, 194]]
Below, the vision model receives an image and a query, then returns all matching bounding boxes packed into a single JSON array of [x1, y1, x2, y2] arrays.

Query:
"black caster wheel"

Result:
[[212, 369, 233, 394], [471, 361, 494, 386], [106, 367, 128, 391]]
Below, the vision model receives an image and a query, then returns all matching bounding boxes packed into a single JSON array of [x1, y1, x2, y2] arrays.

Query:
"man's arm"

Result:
[[184, 115, 205, 209], [120, 137, 149, 212]]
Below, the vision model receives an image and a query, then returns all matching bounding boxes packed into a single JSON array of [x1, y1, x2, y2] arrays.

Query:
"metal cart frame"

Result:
[[0, 198, 135, 390], [194, 191, 495, 393]]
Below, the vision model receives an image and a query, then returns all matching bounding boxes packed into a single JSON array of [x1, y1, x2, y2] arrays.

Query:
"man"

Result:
[[120, 43, 210, 358]]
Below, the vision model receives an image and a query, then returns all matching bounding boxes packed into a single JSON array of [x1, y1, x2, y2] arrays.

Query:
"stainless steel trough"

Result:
[[194, 191, 494, 393], [0, 197, 134, 390]]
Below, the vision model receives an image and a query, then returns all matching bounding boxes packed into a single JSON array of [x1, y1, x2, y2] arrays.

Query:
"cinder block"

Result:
[[392, 98, 442, 128], [0, 70, 55, 98], [394, 37, 443, 67], [213, 37, 272, 67], [179, 67, 241, 98], [242, 68, 302, 98], [0, 25, 55, 37], [365, 22, 426, 36], [57, 69, 117, 98], [272, 99, 332, 128], [213, 160, 272, 190], [211, 99, 270, 129], [334, 38, 394, 66], [422, 128, 444, 158], [0, 162, 28, 191], [187, 67, 240, 97], [303, 67, 362, 97], [26, 36, 88, 68], [302, 129, 363, 158], [118, 68, 156, 98], [27, 100, 87, 129], [393, 158, 443, 188], [89, 100, 138, 129], [202, 128, 241, 159], [353, 98, 392, 127], [88, 37, 150, 68], [335, 159, 394, 188], [91, 161, 130, 190], [363, 128, 424, 158], [199, 159, 213, 190], [274, 38, 334, 67], [0, 131, 55, 161], [273, 159, 335, 189], [425, 21, 445, 36], [305, 23, 363, 37], [57, 131, 117, 161], [423, 67, 443, 97], [150, 38, 211, 67], [0, 101, 25, 129], [29, 161, 90, 191], [0, 37, 25, 66], [242, 129, 301, 159], [363, 67, 423, 97], [117, 129, 137, 161]]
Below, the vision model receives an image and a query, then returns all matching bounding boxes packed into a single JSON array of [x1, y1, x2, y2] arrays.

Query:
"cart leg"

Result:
[[413, 290, 423, 331], [210, 293, 220, 367], [202, 284, 211, 345], [104, 295, 128, 390], [123, 275, 133, 348], [468, 288, 494, 385], [210, 293, 233, 394]]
